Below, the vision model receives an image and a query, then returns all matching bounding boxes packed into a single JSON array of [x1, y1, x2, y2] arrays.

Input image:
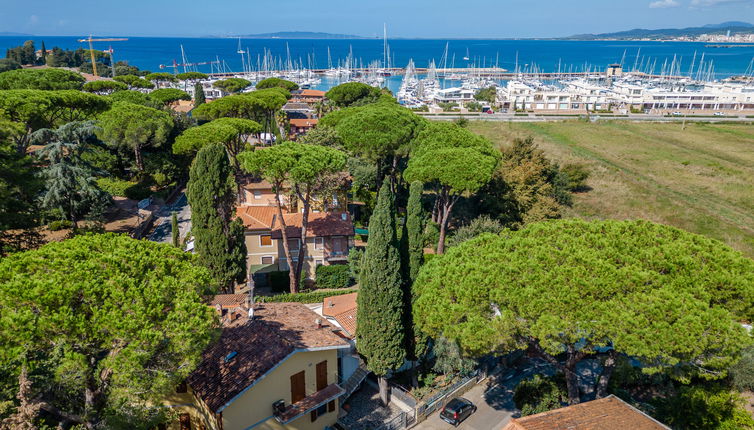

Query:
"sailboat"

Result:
[[463, 47, 470, 61]]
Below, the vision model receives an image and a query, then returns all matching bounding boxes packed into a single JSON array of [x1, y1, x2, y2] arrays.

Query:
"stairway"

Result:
[[341, 364, 370, 400]]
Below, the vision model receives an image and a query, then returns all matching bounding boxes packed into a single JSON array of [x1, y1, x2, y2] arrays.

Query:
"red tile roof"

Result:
[[323, 292, 358, 338], [290, 118, 318, 128], [236, 206, 277, 230], [210, 294, 249, 309], [322, 292, 357, 317], [271, 212, 354, 239], [187, 302, 349, 413], [299, 89, 326, 97], [501, 395, 669, 430]]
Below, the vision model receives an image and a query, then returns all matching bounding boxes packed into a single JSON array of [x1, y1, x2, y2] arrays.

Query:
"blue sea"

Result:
[[2, 36, 753, 92]]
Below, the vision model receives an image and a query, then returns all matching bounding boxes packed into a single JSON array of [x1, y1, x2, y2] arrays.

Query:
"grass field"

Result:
[[468, 120, 754, 257]]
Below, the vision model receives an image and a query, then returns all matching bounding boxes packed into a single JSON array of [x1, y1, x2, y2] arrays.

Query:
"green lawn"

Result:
[[469, 120, 754, 257]]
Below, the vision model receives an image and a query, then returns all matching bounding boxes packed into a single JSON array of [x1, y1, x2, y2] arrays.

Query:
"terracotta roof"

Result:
[[290, 118, 318, 128], [323, 292, 358, 337], [241, 179, 275, 191], [187, 302, 349, 413], [298, 89, 326, 97], [272, 212, 354, 239], [236, 206, 277, 230], [501, 395, 669, 430], [210, 294, 248, 309], [323, 292, 357, 317], [171, 99, 195, 113]]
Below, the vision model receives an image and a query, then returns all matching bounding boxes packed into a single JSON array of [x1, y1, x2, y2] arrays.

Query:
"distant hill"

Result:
[[231, 31, 369, 39], [703, 21, 753, 29], [567, 22, 754, 40], [0, 32, 34, 37]]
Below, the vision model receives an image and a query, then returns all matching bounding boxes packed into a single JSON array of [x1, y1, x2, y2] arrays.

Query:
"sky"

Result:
[[1, 0, 752, 38]]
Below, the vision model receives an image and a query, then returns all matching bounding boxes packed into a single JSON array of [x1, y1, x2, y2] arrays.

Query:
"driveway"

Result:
[[413, 360, 554, 430], [149, 193, 191, 244]]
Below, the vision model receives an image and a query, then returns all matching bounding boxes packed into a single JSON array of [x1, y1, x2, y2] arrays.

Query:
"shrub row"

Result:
[[255, 288, 358, 304], [315, 264, 353, 289]]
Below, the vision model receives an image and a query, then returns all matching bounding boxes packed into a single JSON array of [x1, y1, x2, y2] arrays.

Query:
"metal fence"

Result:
[[416, 370, 480, 419]]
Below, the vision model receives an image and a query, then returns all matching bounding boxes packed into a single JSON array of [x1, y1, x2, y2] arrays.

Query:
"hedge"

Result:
[[96, 178, 152, 201], [315, 264, 353, 289], [256, 288, 358, 304]]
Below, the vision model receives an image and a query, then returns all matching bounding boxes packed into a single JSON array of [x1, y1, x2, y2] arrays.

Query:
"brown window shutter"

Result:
[[290, 371, 306, 403], [316, 360, 327, 391], [328, 400, 335, 412]]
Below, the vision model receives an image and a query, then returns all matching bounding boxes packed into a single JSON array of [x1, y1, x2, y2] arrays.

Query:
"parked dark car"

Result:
[[440, 397, 476, 426]]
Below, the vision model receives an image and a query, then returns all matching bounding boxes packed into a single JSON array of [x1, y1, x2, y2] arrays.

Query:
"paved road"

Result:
[[149, 193, 191, 244], [413, 362, 555, 430], [420, 113, 754, 123]]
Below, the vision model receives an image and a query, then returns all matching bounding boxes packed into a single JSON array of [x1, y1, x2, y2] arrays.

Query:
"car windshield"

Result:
[[445, 399, 464, 411]]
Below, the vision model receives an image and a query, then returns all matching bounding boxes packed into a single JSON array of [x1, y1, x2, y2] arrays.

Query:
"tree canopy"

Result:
[[325, 82, 382, 107], [414, 219, 754, 404], [213, 78, 251, 94], [0, 121, 40, 255], [34, 121, 110, 228], [321, 101, 425, 173], [106, 90, 161, 109], [255, 77, 298, 91], [144, 72, 178, 86], [404, 122, 499, 253], [0, 59, 22, 73], [149, 88, 191, 105], [173, 117, 261, 168], [176, 72, 208, 81], [97, 102, 173, 172], [0, 233, 218, 429], [0, 68, 85, 90], [82, 80, 127, 95], [113, 74, 154, 90], [0, 90, 110, 152]]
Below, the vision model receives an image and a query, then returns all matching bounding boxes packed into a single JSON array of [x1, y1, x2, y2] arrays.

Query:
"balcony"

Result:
[[325, 250, 349, 262], [273, 383, 344, 424]]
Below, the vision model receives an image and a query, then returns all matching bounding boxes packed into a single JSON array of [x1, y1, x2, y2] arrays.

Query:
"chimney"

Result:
[[315, 318, 323, 329]]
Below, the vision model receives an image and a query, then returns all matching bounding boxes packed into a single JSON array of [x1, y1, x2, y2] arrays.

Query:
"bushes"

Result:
[[256, 288, 358, 304], [315, 264, 353, 289], [561, 163, 590, 192], [513, 374, 567, 416], [269, 270, 291, 293], [96, 177, 152, 201], [48, 220, 73, 231], [730, 346, 754, 392], [653, 384, 754, 430]]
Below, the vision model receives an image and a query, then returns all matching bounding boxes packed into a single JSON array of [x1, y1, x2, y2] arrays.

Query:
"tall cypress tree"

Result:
[[400, 181, 428, 386], [39, 41, 47, 65], [171, 211, 180, 247], [187, 144, 246, 293], [357, 182, 405, 405], [194, 83, 206, 107]]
